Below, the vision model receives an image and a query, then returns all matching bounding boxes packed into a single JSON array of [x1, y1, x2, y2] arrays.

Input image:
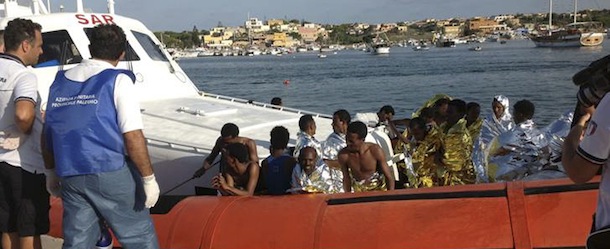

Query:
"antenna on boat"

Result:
[[548, 0, 553, 36], [32, 0, 49, 15], [76, 0, 84, 13], [107, 0, 115, 14], [573, 0, 577, 23]]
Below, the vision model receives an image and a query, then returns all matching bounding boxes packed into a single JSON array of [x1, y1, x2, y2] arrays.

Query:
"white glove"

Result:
[[44, 169, 61, 197], [142, 174, 160, 208]]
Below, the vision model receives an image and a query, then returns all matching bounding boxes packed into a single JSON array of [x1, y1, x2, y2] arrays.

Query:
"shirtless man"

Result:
[[193, 123, 259, 178], [339, 121, 395, 192], [212, 143, 259, 196]]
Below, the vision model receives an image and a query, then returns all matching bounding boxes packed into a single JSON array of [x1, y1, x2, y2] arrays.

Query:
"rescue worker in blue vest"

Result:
[[42, 24, 160, 249]]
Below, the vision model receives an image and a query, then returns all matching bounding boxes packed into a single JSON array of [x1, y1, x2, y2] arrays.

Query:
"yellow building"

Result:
[[203, 27, 234, 48], [467, 18, 498, 33], [267, 19, 284, 27]]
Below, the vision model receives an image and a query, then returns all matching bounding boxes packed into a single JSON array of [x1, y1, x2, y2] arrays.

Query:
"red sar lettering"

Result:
[[74, 14, 115, 25]]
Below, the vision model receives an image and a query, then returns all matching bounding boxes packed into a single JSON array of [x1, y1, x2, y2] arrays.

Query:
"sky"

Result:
[[50, 0, 610, 31]]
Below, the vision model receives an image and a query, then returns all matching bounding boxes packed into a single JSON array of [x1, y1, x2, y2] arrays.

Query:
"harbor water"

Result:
[[180, 39, 610, 126]]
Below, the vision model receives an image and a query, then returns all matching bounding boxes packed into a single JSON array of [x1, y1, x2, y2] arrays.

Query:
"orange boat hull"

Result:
[[48, 177, 598, 249]]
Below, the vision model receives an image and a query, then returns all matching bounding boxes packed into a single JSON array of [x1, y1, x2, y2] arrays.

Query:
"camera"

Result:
[[572, 54, 610, 107], [571, 54, 610, 127]]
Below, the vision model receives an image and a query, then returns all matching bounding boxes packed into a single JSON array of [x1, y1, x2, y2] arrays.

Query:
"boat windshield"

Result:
[[35, 30, 82, 68], [131, 31, 169, 62], [83, 28, 140, 61]]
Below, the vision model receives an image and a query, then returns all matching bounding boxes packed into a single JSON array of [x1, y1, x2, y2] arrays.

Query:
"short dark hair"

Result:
[[333, 109, 351, 123], [347, 121, 368, 140], [4, 18, 41, 52], [379, 105, 395, 115], [409, 117, 426, 131], [419, 107, 434, 120], [225, 143, 249, 163], [433, 98, 450, 108], [88, 24, 126, 61], [466, 102, 480, 111], [449, 99, 467, 116], [271, 97, 282, 105], [270, 126, 289, 150], [513, 99, 535, 120], [221, 123, 239, 138], [298, 114, 314, 131]]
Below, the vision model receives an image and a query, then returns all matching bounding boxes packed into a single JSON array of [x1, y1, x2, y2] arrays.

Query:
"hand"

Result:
[[44, 169, 61, 197], [193, 161, 211, 178], [142, 174, 160, 208], [0, 129, 24, 150], [212, 174, 227, 190]]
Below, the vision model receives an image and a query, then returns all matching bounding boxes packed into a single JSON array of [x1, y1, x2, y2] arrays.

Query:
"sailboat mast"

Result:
[[573, 0, 577, 23], [548, 0, 553, 35]]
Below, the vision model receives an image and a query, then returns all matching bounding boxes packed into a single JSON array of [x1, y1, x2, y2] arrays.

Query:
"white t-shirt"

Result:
[[0, 54, 44, 173], [578, 94, 610, 230], [63, 59, 143, 133]]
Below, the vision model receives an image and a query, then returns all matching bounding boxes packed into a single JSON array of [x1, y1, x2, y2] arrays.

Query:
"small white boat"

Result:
[[318, 54, 327, 58], [469, 46, 482, 51], [372, 43, 390, 54], [412, 45, 429, 51]]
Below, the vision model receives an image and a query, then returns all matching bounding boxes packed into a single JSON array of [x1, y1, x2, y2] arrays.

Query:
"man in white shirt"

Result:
[[563, 94, 610, 247], [0, 18, 47, 249], [42, 24, 160, 249]]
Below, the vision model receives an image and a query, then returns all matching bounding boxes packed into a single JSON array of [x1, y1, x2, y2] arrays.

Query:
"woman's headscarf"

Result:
[[493, 95, 512, 125]]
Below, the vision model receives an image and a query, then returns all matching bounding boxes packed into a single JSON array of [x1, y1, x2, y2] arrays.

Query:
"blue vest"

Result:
[[264, 155, 293, 195], [44, 69, 135, 177]]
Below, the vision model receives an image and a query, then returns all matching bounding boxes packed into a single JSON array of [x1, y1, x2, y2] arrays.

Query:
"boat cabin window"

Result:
[[131, 31, 169, 62], [35, 30, 82, 68], [83, 28, 140, 61]]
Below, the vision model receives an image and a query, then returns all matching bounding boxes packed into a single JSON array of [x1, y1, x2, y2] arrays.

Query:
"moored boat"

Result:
[[531, 0, 605, 47], [372, 43, 390, 54]]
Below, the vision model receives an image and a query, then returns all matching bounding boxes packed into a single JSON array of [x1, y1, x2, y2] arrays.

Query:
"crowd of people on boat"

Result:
[[192, 93, 574, 196], [0, 17, 607, 249]]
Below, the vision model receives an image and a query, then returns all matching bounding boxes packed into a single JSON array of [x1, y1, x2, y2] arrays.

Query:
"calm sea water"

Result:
[[179, 39, 610, 126]]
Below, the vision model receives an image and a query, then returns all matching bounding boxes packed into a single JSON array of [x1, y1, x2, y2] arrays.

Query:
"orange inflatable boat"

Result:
[[48, 177, 599, 249]]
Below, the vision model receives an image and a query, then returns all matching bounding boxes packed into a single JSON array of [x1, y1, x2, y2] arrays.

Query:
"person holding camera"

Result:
[[562, 55, 610, 247], [562, 99, 609, 246]]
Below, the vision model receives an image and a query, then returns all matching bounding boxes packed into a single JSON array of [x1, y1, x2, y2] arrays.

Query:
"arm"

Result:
[[194, 137, 222, 177], [216, 163, 260, 196], [373, 145, 395, 190], [562, 112, 601, 184], [41, 128, 61, 197], [12, 73, 38, 134], [124, 130, 154, 177], [14, 100, 36, 134], [339, 152, 352, 192], [41, 130, 54, 170], [247, 139, 260, 166]]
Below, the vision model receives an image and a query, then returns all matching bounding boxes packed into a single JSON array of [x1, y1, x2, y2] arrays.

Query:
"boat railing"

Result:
[[145, 136, 211, 154], [199, 91, 332, 119]]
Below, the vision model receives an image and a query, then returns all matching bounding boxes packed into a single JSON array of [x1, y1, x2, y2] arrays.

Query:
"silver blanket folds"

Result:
[[487, 112, 573, 181]]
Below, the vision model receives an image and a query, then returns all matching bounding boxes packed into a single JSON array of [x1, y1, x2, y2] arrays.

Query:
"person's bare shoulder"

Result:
[[370, 143, 386, 158]]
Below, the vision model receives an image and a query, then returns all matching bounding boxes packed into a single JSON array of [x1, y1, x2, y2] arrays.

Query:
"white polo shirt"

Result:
[[0, 54, 45, 174], [578, 93, 610, 230]]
